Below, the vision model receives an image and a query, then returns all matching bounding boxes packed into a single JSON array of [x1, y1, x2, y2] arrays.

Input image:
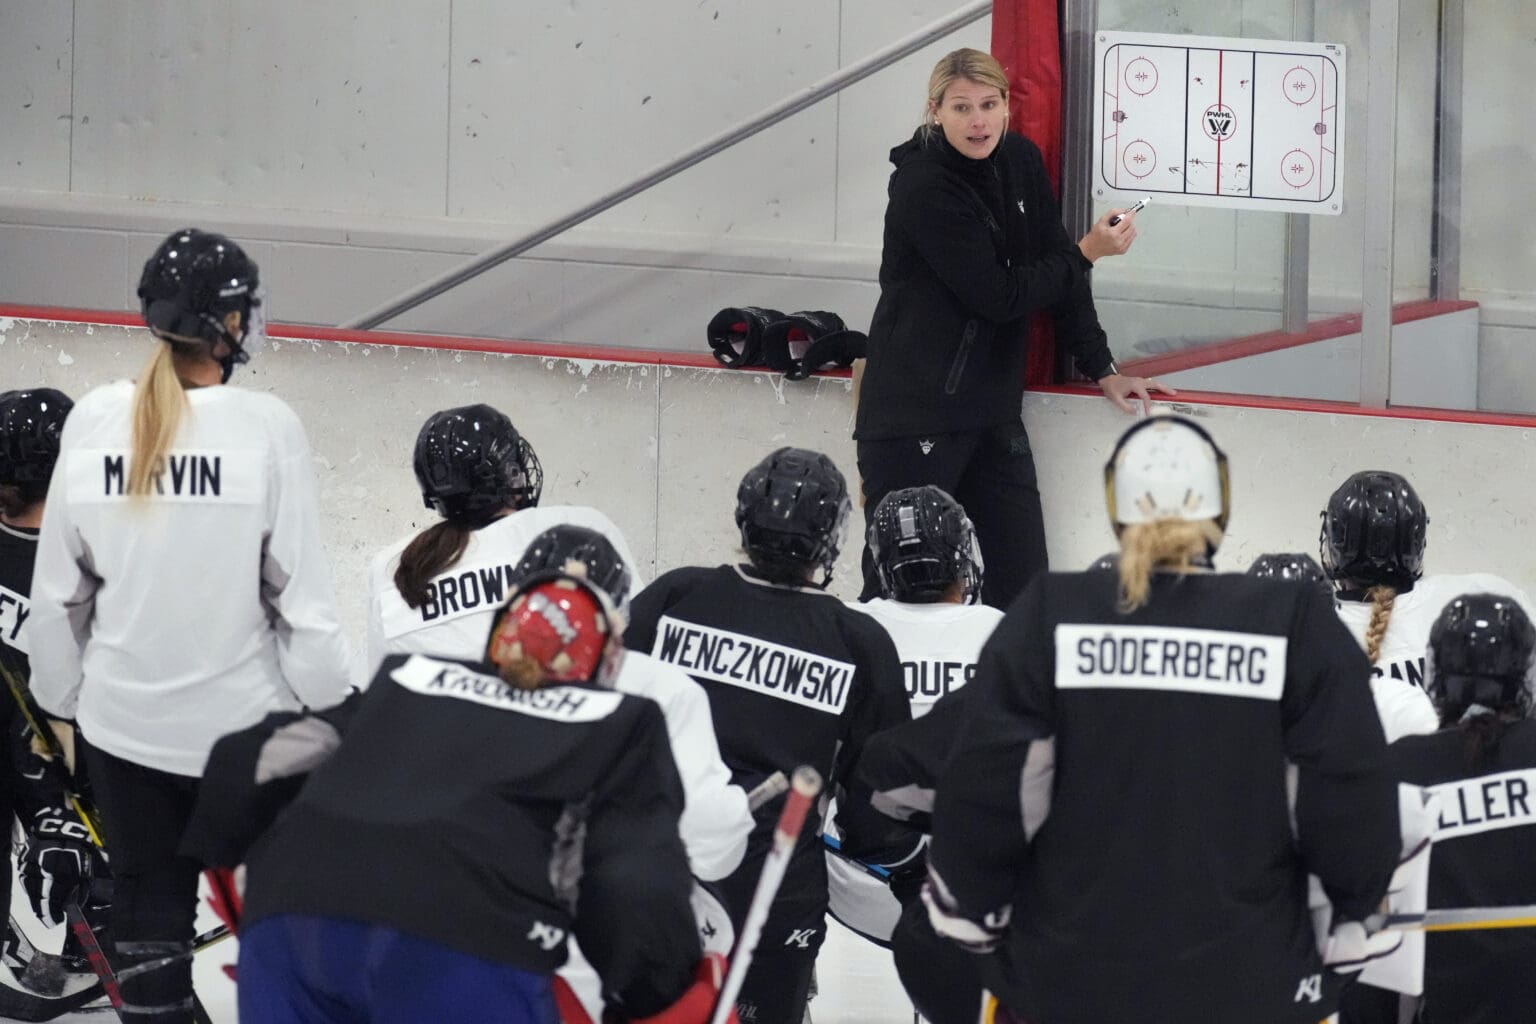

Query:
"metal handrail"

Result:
[[342, 0, 992, 330]]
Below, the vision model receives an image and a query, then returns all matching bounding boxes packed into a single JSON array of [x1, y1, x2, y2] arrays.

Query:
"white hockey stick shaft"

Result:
[[746, 771, 789, 812], [708, 765, 823, 1024], [1370, 904, 1536, 933]]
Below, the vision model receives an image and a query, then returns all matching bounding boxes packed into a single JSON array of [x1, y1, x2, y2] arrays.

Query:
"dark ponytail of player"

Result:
[[393, 521, 474, 610]]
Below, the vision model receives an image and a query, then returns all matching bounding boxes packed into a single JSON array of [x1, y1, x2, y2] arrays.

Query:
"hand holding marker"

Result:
[[1109, 196, 1149, 227]]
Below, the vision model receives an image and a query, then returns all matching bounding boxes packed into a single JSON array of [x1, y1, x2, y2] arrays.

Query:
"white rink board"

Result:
[[1094, 31, 1346, 214], [4, 315, 1536, 1023], [3, 314, 1533, 644]]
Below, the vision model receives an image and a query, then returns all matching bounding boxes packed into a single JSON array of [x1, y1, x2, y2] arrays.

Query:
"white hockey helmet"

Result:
[[1104, 415, 1230, 536]]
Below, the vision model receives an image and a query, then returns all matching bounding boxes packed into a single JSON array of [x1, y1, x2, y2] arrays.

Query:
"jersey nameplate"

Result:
[[1427, 768, 1536, 841], [0, 584, 29, 656], [416, 561, 518, 625], [390, 655, 623, 722], [1372, 656, 1425, 688], [1055, 624, 1287, 701], [652, 616, 854, 714], [905, 660, 975, 706], [68, 449, 261, 504]]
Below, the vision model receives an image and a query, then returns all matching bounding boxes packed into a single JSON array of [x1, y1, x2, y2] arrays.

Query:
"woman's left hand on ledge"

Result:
[[1097, 373, 1176, 416]]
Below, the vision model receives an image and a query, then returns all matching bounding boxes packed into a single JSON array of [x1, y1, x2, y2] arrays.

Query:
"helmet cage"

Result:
[[414, 406, 544, 523]]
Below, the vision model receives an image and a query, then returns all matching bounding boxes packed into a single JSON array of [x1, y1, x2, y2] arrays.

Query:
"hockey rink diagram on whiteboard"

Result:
[[1093, 31, 1347, 215]]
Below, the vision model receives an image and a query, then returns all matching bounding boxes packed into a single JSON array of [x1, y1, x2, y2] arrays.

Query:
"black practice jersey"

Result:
[[0, 521, 38, 691], [1389, 720, 1536, 1023], [234, 653, 699, 1017], [929, 571, 1399, 1024], [626, 565, 911, 913]]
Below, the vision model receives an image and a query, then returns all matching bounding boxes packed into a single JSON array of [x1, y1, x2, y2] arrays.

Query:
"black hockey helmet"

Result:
[[513, 525, 632, 607], [0, 388, 73, 488], [735, 447, 850, 585], [1087, 552, 1120, 573], [137, 228, 263, 381], [1426, 593, 1536, 721], [413, 404, 543, 523], [1247, 552, 1331, 598], [869, 486, 982, 604], [1319, 471, 1427, 591]]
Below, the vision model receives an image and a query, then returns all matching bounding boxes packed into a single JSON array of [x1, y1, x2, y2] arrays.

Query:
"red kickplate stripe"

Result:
[[1033, 383, 1536, 428]]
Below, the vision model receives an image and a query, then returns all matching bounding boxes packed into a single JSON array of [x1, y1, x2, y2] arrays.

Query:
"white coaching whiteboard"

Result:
[[1092, 31, 1347, 214]]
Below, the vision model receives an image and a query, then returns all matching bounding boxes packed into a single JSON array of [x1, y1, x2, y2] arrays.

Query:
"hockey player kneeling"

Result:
[[922, 416, 1403, 1024], [186, 574, 735, 1024]]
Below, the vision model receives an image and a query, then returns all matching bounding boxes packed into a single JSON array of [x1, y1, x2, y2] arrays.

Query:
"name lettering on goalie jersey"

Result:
[[1055, 624, 1286, 701], [390, 655, 623, 722], [1427, 768, 1536, 841], [0, 585, 30, 656], [652, 616, 853, 714], [905, 660, 975, 705], [68, 449, 260, 504]]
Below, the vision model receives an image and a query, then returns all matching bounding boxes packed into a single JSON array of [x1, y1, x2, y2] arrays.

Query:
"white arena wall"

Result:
[[5, 312, 1534, 651]]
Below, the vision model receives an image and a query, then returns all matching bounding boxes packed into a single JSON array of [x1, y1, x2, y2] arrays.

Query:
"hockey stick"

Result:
[[0, 662, 103, 846], [707, 765, 823, 1024], [0, 662, 224, 1022], [746, 771, 789, 812], [1368, 904, 1536, 933], [821, 834, 891, 881]]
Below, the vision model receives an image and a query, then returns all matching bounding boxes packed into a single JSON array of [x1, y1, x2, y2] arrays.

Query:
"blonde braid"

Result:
[[1363, 585, 1397, 664]]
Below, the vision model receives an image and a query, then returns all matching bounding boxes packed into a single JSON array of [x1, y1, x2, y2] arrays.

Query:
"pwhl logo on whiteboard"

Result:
[[1204, 104, 1236, 141]]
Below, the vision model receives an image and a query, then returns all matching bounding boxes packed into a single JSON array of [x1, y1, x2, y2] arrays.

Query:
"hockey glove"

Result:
[[1322, 919, 1402, 974], [921, 866, 1010, 954], [616, 953, 737, 1024], [760, 311, 844, 373], [19, 806, 97, 926], [706, 307, 783, 369]]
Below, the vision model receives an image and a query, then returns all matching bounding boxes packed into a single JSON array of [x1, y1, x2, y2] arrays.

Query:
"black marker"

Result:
[[1109, 196, 1150, 226]]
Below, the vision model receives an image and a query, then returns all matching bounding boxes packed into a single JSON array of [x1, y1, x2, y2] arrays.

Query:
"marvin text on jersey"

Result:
[[103, 453, 222, 497]]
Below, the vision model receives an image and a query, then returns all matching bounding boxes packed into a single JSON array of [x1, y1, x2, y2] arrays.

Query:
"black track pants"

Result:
[[857, 420, 1048, 610]]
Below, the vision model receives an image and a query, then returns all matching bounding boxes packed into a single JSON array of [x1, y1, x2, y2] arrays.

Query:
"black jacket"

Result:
[[187, 653, 699, 1018], [855, 130, 1115, 441], [928, 572, 1399, 1024]]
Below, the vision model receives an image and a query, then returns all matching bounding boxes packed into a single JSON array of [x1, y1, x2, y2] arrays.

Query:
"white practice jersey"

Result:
[[367, 506, 643, 673], [827, 597, 1002, 942], [1335, 572, 1536, 742], [851, 598, 1004, 716], [29, 381, 353, 776], [369, 512, 749, 881]]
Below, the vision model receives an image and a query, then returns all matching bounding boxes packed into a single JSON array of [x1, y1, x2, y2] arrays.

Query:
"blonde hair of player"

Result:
[[1117, 519, 1226, 613], [922, 47, 1010, 141], [130, 314, 242, 497]]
